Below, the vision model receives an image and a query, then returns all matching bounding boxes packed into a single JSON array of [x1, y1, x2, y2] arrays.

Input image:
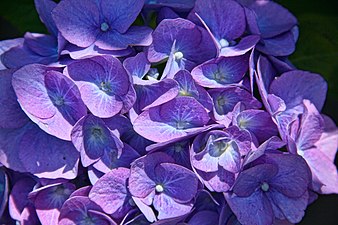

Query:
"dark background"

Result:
[[0, 0, 337, 224]]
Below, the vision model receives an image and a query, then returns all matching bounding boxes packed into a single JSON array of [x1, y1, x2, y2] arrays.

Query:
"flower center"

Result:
[[155, 184, 164, 193], [217, 96, 227, 106], [100, 22, 109, 32], [176, 120, 189, 130], [261, 182, 270, 192], [91, 127, 103, 138], [219, 39, 229, 48], [54, 96, 65, 106], [179, 89, 192, 96], [238, 118, 249, 129], [174, 51, 184, 60], [174, 143, 184, 153], [100, 81, 112, 93]]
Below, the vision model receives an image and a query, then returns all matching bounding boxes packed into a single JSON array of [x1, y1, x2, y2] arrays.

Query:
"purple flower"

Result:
[[225, 153, 311, 225], [189, 0, 259, 57], [71, 114, 124, 167], [147, 18, 216, 78], [12, 64, 87, 140], [52, 0, 152, 50], [191, 126, 251, 192], [66, 55, 136, 118], [129, 152, 199, 221]]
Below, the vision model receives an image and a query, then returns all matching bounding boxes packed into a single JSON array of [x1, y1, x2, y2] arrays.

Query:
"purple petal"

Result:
[[8, 177, 36, 221], [156, 163, 199, 203], [195, 167, 235, 192], [59, 196, 116, 225], [220, 35, 260, 57], [34, 183, 76, 225], [174, 70, 213, 111], [191, 55, 249, 88], [296, 100, 324, 150], [218, 142, 241, 173], [235, 109, 278, 143], [131, 196, 157, 222], [34, 0, 58, 36], [61, 43, 134, 60], [104, 115, 153, 155], [12, 65, 87, 140], [1, 43, 57, 69], [96, 26, 153, 51], [243, 136, 285, 166], [100, 0, 144, 34], [268, 189, 308, 223], [153, 193, 193, 220], [233, 163, 278, 197], [257, 31, 296, 56], [12, 64, 57, 119], [249, 0, 297, 38], [18, 123, 79, 179], [188, 210, 219, 225], [93, 143, 139, 173], [189, 0, 246, 40], [266, 153, 311, 198], [69, 186, 92, 198], [0, 69, 29, 128], [23, 33, 57, 57], [0, 124, 36, 173], [145, 0, 195, 10], [89, 168, 132, 215], [129, 153, 174, 198], [123, 52, 150, 79], [225, 191, 274, 225], [302, 149, 338, 194], [256, 55, 277, 110], [52, 0, 100, 48], [270, 70, 327, 111]]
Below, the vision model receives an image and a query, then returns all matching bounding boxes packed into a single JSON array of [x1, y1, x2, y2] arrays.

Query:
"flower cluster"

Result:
[[0, 0, 337, 225]]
